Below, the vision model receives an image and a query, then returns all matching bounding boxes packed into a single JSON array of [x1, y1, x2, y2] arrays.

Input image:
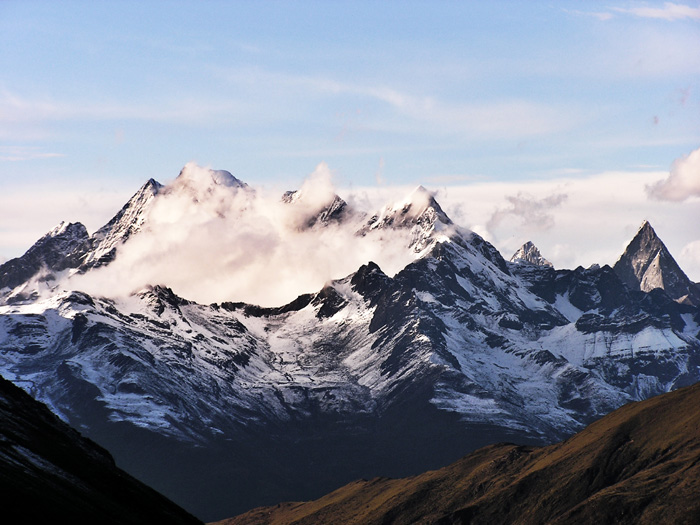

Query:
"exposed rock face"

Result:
[[0, 374, 202, 524], [614, 220, 700, 305]]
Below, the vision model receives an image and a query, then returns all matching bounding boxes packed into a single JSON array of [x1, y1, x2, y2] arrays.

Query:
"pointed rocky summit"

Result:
[[613, 220, 700, 305], [0, 221, 90, 290], [80, 178, 163, 270], [509, 241, 553, 267]]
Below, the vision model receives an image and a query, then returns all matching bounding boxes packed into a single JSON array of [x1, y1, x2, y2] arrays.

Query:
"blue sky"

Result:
[[1, 1, 699, 278]]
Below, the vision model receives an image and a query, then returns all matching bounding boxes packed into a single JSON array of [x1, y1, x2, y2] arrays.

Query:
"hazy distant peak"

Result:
[[281, 189, 349, 228], [510, 241, 553, 267], [175, 163, 247, 190]]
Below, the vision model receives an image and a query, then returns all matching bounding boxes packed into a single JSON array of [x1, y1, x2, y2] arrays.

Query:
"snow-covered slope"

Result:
[[0, 168, 698, 520]]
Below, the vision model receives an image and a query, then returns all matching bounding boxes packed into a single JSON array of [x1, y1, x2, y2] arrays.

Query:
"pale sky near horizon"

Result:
[[1, 1, 699, 280]]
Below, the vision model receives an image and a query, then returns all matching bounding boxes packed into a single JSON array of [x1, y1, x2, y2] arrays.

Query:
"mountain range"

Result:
[[1, 164, 698, 521]]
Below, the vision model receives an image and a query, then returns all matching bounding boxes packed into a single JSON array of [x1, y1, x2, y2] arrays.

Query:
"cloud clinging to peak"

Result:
[[67, 163, 419, 307]]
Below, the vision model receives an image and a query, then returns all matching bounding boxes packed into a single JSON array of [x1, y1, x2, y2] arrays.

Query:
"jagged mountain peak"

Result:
[[392, 185, 451, 223], [509, 241, 553, 267], [361, 186, 453, 233], [359, 186, 454, 254], [0, 221, 90, 291], [80, 177, 163, 270], [613, 220, 699, 305]]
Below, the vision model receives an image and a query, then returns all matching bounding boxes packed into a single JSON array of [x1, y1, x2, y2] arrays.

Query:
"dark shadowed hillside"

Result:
[[219, 381, 700, 525], [0, 375, 202, 524]]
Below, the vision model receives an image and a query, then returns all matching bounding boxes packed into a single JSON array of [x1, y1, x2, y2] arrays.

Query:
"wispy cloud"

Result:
[[212, 67, 580, 140], [563, 9, 615, 21], [612, 2, 700, 21], [424, 174, 487, 185], [0, 89, 247, 128], [0, 146, 65, 162], [571, 2, 700, 22], [486, 192, 569, 234], [680, 240, 700, 282]]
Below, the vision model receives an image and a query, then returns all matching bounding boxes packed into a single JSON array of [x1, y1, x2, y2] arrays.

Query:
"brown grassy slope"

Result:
[[215, 381, 700, 524]]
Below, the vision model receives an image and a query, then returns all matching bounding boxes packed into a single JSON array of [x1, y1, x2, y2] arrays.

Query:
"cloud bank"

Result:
[[68, 163, 418, 306], [646, 146, 700, 201]]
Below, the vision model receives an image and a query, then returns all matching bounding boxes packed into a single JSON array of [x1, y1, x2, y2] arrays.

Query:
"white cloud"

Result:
[[486, 192, 568, 234], [646, 145, 700, 201], [375, 157, 385, 185], [67, 163, 419, 306], [0, 146, 65, 162], [680, 240, 700, 283], [0, 89, 247, 131], [213, 67, 580, 140], [564, 8, 615, 21], [613, 3, 700, 21]]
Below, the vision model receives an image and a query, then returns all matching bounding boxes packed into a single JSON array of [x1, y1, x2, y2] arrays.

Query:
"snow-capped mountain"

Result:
[[0, 166, 698, 520], [614, 220, 700, 305], [80, 178, 162, 270], [359, 185, 454, 254], [0, 221, 90, 292], [510, 241, 553, 267]]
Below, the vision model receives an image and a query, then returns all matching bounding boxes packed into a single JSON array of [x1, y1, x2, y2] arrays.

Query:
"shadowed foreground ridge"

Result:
[[220, 382, 700, 525], [0, 375, 202, 524]]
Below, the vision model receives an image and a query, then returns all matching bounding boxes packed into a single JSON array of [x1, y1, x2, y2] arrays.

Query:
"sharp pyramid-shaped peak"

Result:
[[510, 241, 553, 267], [387, 185, 452, 226], [614, 220, 699, 305], [80, 178, 163, 270]]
